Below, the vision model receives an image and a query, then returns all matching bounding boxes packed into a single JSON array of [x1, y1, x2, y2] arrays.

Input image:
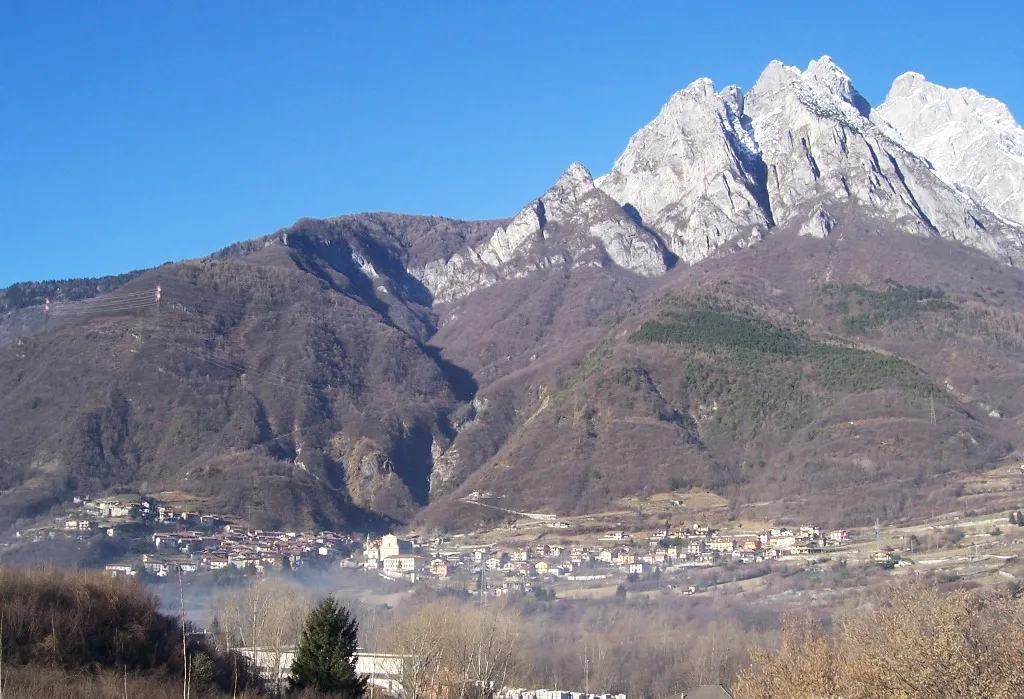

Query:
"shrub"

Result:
[[735, 581, 1024, 698], [0, 566, 262, 695]]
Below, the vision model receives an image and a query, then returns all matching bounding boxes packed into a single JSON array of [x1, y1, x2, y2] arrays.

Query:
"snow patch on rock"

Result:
[[876, 72, 1024, 227]]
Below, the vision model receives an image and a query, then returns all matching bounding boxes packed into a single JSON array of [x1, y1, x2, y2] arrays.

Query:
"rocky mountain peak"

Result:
[[750, 59, 801, 95], [410, 162, 667, 303], [596, 55, 1024, 268], [597, 72, 773, 264], [747, 56, 871, 125], [719, 85, 744, 116], [887, 71, 926, 96], [682, 76, 716, 98], [885, 72, 1017, 127], [876, 74, 1024, 227], [803, 55, 871, 117], [555, 161, 594, 187], [544, 162, 596, 214]]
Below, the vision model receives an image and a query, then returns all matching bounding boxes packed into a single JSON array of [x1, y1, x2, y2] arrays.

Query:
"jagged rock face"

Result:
[[598, 78, 773, 263], [876, 72, 1024, 228], [799, 206, 837, 239], [595, 56, 1024, 268], [406, 57, 1024, 301], [743, 57, 1022, 260], [411, 163, 667, 302]]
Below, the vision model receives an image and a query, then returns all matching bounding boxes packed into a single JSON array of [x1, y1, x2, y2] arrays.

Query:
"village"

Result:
[[12, 486, 1021, 604], [359, 523, 857, 592], [6, 493, 360, 577], [4, 489, 882, 598], [1, 491, 867, 589]]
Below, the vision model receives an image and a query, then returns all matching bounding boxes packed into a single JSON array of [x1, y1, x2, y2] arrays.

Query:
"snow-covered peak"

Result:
[[877, 74, 1024, 226], [804, 56, 871, 116], [682, 76, 716, 98], [885, 72, 1018, 129], [748, 56, 871, 123]]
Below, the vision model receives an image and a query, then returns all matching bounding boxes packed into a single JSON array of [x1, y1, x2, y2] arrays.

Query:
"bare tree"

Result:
[[212, 577, 312, 692], [382, 602, 451, 699], [735, 581, 1024, 699], [382, 600, 524, 699]]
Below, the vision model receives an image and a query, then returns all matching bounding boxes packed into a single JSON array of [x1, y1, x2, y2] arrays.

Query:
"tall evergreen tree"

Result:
[[288, 596, 367, 697]]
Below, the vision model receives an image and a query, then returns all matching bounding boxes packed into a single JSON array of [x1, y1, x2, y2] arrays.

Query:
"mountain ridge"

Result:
[[3, 56, 1024, 535]]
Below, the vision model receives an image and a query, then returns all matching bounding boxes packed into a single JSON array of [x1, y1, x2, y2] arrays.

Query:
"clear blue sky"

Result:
[[2, 1, 1021, 286]]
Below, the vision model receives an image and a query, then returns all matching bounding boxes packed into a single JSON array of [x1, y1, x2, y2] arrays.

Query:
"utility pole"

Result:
[[875, 518, 882, 551], [583, 636, 590, 696], [1, 611, 5, 699]]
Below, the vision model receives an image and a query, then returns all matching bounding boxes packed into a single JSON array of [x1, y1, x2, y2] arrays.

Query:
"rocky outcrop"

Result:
[[596, 56, 1024, 268], [410, 164, 667, 303], [408, 57, 1024, 303], [598, 77, 773, 263], [799, 207, 838, 238], [743, 57, 1022, 258], [875, 71, 1024, 228]]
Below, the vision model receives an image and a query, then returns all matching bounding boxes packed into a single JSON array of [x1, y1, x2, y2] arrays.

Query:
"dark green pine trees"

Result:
[[288, 596, 368, 697]]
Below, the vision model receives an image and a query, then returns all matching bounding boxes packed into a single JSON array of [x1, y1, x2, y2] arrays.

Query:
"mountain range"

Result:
[[3, 56, 1024, 534]]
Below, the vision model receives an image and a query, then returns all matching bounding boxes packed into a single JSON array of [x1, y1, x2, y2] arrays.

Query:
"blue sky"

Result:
[[2, 1, 1021, 286]]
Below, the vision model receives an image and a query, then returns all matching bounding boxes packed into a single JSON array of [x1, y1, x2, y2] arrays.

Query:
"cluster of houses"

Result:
[[30, 494, 359, 579], [57, 494, 156, 535], [23, 490, 852, 590], [106, 527, 358, 578], [358, 524, 852, 588], [44, 494, 230, 539]]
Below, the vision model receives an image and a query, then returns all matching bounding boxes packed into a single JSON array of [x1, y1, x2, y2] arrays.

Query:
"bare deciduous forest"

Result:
[[3, 555, 1024, 698]]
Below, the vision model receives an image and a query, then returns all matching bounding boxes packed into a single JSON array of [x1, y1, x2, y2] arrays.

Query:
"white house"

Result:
[[382, 554, 421, 572], [104, 564, 135, 577], [829, 530, 849, 543]]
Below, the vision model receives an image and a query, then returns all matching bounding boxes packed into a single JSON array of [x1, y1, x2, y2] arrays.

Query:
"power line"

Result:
[[48, 289, 158, 307], [157, 337, 324, 398], [159, 286, 296, 314], [45, 287, 161, 317], [50, 301, 158, 316], [49, 296, 156, 310]]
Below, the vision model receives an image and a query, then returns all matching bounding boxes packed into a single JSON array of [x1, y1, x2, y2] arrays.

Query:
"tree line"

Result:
[[5, 565, 1023, 698]]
